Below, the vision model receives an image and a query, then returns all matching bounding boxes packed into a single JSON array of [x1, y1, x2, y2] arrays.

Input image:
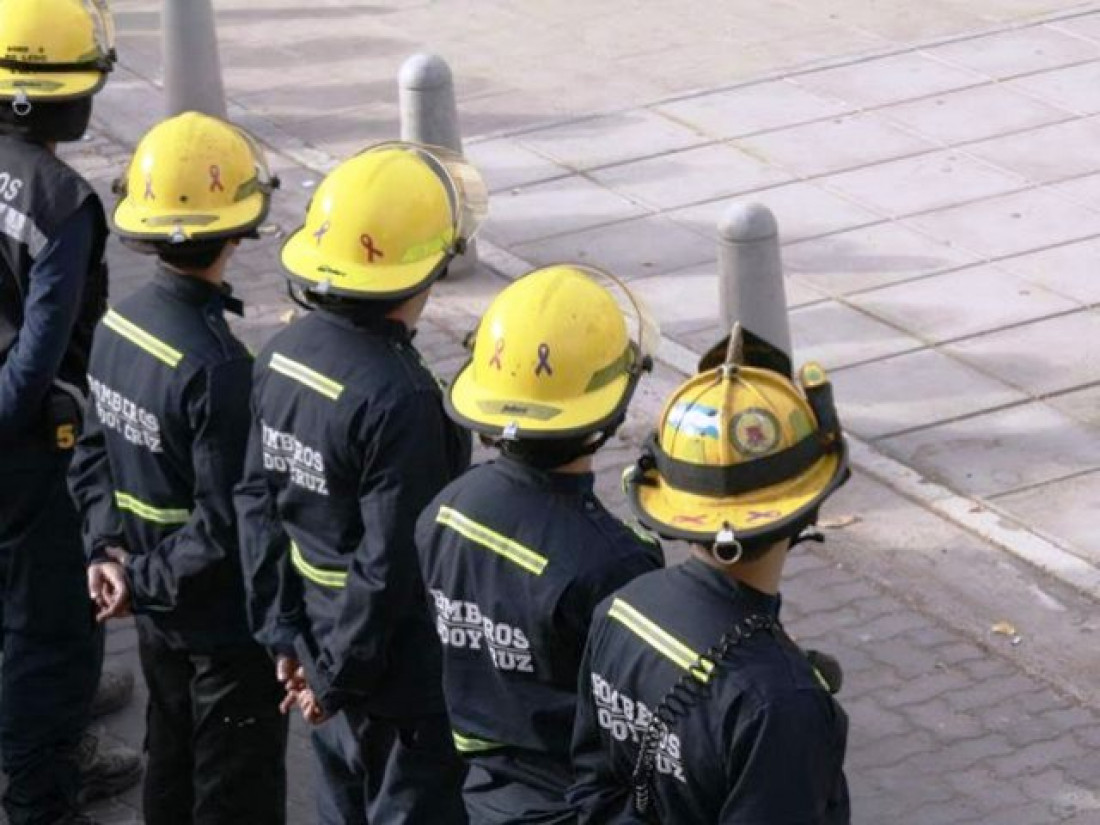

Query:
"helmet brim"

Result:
[[447, 357, 638, 439], [280, 224, 451, 300], [628, 440, 848, 544], [0, 68, 105, 101], [112, 190, 269, 243]]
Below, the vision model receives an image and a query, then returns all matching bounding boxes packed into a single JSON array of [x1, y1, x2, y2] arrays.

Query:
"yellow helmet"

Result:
[[113, 112, 277, 245], [447, 264, 658, 439], [281, 141, 487, 300], [626, 327, 849, 562], [0, 0, 114, 104]]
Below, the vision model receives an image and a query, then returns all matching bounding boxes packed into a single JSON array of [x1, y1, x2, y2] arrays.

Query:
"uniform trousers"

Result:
[[135, 620, 288, 825], [0, 444, 101, 825], [311, 706, 468, 824]]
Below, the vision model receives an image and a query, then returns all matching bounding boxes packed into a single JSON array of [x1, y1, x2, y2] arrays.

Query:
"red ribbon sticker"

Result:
[[360, 233, 384, 263], [143, 173, 155, 201], [208, 164, 225, 193], [489, 339, 504, 370]]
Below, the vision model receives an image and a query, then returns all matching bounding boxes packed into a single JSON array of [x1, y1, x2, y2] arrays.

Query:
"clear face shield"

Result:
[[367, 141, 489, 255], [83, 0, 117, 68], [574, 263, 660, 378]]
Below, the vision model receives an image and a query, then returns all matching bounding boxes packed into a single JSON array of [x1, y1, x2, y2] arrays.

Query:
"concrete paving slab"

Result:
[[484, 176, 646, 246], [589, 143, 793, 211], [994, 470, 1100, 566], [512, 212, 712, 281], [784, 222, 979, 295], [879, 401, 1100, 497], [905, 188, 1100, 259], [965, 116, 1100, 183], [654, 79, 851, 140], [463, 138, 570, 193], [735, 112, 937, 177], [1006, 59, 1100, 115], [821, 150, 1027, 217], [926, 23, 1100, 77], [828, 348, 1027, 440], [790, 300, 924, 369], [628, 264, 719, 337], [878, 83, 1074, 145], [666, 181, 882, 244], [794, 52, 984, 109], [944, 309, 1100, 396], [996, 236, 1100, 305], [1054, 169, 1100, 207], [850, 263, 1079, 343], [1047, 384, 1100, 428], [514, 109, 705, 171]]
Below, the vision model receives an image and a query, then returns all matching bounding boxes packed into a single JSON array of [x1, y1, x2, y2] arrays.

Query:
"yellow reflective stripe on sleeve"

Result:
[[608, 598, 715, 684], [269, 353, 344, 401], [114, 492, 190, 525], [290, 542, 348, 589], [452, 730, 503, 754], [435, 507, 548, 576], [102, 310, 183, 368]]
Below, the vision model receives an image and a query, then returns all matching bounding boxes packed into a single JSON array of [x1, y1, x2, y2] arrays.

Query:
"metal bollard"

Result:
[[399, 53, 478, 277], [717, 202, 792, 362], [162, 0, 228, 118]]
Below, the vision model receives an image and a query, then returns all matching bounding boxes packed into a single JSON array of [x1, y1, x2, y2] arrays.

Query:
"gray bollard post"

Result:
[[162, 0, 227, 118], [717, 202, 792, 361], [399, 53, 478, 277]]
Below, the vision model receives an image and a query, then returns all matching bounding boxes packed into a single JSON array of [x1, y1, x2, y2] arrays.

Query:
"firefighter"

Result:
[[414, 264, 664, 823], [235, 141, 485, 824], [67, 112, 287, 824], [570, 327, 852, 824], [0, 1, 142, 821]]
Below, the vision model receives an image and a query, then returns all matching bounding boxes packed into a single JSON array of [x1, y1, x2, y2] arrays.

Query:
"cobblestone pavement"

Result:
[[9, 3, 1100, 823]]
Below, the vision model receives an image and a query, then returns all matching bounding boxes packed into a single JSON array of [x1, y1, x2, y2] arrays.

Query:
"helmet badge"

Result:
[[488, 338, 505, 370], [730, 408, 780, 457]]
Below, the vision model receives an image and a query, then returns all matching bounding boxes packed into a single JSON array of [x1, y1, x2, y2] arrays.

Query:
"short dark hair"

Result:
[[0, 97, 92, 143], [155, 239, 229, 271]]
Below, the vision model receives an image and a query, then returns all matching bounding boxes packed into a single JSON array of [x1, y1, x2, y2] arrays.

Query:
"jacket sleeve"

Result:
[[0, 201, 96, 439], [718, 692, 850, 824], [68, 388, 126, 562], [569, 619, 644, 824], [124, 357, 252, 613], [234, 393, 304, 655], [304, 388, 463, 713]]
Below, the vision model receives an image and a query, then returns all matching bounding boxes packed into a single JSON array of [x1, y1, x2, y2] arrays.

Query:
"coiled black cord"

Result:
[[631, 613, 775, 820]]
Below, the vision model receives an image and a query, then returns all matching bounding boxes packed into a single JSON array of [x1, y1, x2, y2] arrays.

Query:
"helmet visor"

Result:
[[368, 141, 488, 249], [571, 264, 660, 375]]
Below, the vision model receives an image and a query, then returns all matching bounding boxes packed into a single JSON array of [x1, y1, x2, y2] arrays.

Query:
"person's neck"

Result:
[[163, 259, 226, 286], [691, 540, 788, 595], [549, 454, 593, 475], [386, 289, 430, 331]]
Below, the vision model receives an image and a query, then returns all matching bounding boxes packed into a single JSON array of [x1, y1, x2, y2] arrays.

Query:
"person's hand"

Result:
[[87, 558, 131, 622], [296, 687, 329, 726]]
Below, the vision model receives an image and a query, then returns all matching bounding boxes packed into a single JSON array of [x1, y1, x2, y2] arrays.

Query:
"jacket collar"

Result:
[[154, 265, 244, 316], [314, 308, 414, 342], [495, 456, 596, 495], [681, 557, 781, 618]]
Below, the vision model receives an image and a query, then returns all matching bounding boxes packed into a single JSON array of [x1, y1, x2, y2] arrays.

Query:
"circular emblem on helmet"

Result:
[[730, 408, 780, 457]]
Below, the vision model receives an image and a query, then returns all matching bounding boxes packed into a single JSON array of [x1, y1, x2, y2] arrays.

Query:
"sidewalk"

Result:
[[36, 2, 1100, 822]]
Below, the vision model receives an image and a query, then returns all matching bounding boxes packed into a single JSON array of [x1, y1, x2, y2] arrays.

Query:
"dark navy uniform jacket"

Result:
[[235, 309, 470, 718], [0, 135, 108, 445], [68, 267, 254, 650], [571, 559, 850, 824], [415, 458, 663, 823]]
